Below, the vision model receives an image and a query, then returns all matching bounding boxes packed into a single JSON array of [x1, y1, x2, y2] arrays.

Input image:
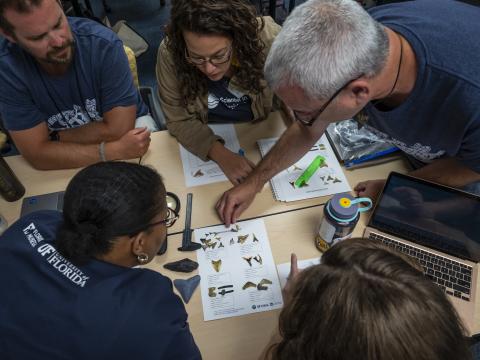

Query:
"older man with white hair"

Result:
[[217, 0, 480, 226]]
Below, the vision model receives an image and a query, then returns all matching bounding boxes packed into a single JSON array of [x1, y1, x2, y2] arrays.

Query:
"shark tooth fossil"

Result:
[[218, 242, 224, 248], [193, 169, 204, 177], [174, 275, 201, 303], [257, 278, 272, 291], [253, 254, 263, 265], [163, 258, 199, 273], [243, 256, 253, 267], [237, 235, 249, 244], [252, 234, 259, 242], [208, 287, 217, 297], [242, 281, 256, 290], [211, 259, 222, 272], [229, 238, 234, 245]]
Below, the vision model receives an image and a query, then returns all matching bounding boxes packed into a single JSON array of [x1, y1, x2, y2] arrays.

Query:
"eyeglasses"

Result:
[[293, 76, 361, 127], [146, 207, 179, 229], [185, 45, 233, 66]]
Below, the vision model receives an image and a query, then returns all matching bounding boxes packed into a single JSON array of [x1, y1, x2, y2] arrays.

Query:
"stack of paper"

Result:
[[257, 135, 351, 202]]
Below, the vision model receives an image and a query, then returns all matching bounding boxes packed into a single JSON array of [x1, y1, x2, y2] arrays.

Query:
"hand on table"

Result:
[[215, 147, 255, 186], [354, 179, 386, 203], [110, 127, 151, 160], [216, 179, 258, 226]]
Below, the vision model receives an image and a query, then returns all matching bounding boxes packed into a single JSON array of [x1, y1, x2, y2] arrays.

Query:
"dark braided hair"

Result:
[[55, 162, 166, 265], [165, 0, 266, 105]]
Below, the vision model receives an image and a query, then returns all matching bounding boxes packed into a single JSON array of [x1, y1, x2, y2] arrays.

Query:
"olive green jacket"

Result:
[[156, 16, 281, 160]]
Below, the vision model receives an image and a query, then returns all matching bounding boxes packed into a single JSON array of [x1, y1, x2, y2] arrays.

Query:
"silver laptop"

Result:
[[363, 172, 480, 335], [20, 191, 65, 217]]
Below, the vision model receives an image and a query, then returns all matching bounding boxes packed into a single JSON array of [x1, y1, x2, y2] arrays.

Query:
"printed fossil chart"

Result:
[[257, 135, 351, 202], [179, 124, 241, 187], [195, 219, 283, 321]]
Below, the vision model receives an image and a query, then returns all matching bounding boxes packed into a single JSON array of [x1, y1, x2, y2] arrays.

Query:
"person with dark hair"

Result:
[[156, 0, 281, 185], [0, 0, 155, 170], [265, 238, 471, 360], [0, 162, 201, 359]]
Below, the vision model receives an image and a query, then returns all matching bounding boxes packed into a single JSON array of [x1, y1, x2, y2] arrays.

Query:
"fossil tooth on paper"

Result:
[[211, 259, 222, 272], [237, 235, 249, 244], [208, 287, 217, 297], [193, 169, 204, 177], [252, 234, 259, 242], [253, 254, 263, 265], [257, 278, 272, 291], [229, 238, 234, 245], [242, 281, 256, 290], [243, 256, 253, 267], [218, 242, 224, 248]]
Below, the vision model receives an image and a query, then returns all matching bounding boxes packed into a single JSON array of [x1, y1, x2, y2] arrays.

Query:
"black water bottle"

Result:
[[0, 155, 25, 202]]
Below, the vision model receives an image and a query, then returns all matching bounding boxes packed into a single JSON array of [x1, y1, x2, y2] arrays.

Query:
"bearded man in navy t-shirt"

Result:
[[0, 0, 155, 170]]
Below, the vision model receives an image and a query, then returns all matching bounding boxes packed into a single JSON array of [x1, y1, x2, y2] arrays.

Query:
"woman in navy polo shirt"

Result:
[[0, 162, 201, 359]]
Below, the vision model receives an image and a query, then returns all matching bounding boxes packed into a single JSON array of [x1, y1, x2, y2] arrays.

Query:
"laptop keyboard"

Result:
[[368, 233, 473, 302]]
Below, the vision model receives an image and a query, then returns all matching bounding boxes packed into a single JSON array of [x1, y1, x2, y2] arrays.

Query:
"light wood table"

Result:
[[2, 111, 427, 359], [1, 111, 408, 232]]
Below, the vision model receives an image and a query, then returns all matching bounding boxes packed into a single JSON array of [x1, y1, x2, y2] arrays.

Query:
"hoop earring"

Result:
[[137, 253, 149, 265]]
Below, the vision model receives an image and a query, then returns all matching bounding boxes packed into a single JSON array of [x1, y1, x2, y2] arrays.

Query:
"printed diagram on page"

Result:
[[258, 135, 351, 202], [179, 124, 241, 187], [195, 219, 283, 321]]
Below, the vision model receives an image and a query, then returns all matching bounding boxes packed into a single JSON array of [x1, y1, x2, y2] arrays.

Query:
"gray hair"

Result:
[[264, 0, 389, 100]]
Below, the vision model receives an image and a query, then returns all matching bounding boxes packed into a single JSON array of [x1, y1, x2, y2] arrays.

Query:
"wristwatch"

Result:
[[49, 130, 59, 141]]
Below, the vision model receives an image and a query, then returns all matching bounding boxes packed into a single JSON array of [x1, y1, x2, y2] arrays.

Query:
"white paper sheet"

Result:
[[195, 219, 284, 321], [258, 135, 351, 201], [276, 257, 321, 289], [179, 124, 241, 187]]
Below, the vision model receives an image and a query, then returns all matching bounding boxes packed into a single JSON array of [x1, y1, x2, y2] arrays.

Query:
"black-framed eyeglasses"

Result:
[[146, 207, 179, 229], [185, 45, 233, 66], [293, 76, 361, 127]]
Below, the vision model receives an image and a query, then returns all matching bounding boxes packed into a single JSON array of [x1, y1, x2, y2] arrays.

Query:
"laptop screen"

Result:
[[369, 172, 480, 262]]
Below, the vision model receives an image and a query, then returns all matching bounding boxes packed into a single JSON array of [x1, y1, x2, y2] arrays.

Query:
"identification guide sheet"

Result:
[[179, 124, 241, 187], [195, 219, 284, 321], [257, 135, 351, 202]]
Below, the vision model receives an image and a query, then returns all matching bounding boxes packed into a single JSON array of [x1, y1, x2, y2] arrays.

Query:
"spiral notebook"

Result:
[[257, 135, 351, 202]]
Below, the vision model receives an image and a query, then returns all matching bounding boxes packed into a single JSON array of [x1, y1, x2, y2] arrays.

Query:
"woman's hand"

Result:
[[209, 142, 255, 185], [283, 253, 299, 302]]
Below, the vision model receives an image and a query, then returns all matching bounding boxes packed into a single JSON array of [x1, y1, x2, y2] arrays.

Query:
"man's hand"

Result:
[[216, 179, 259, 226], [108, 127, 151, 160], [354, 179, 386, 203]]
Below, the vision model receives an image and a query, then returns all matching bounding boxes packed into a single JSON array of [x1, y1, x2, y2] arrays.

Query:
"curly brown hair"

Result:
[[165, 0, 266, 105]]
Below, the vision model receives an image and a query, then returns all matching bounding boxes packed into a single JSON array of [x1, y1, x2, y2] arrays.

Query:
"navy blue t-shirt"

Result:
[[0, 17, 148, 131], [364, 0, 480, 172], [207, 77, 253, 122], [0, 211, 201, 360]]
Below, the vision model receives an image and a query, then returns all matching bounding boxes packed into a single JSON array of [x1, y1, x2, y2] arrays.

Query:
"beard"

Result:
[[44, 38, 76, 65]]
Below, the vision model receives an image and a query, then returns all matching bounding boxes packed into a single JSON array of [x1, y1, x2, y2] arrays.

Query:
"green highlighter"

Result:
[[294, 155, 326, 188]]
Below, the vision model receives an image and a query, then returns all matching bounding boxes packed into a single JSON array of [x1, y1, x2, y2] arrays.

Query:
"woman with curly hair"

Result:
[[156, 0, 281, 185]]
